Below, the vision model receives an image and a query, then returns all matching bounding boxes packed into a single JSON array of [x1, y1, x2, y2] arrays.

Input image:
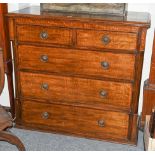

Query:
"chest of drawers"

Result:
[[6, 6, 150, 145]]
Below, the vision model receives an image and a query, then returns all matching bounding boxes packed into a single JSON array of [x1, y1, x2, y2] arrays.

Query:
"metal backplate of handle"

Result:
[[101, 35, 111, 45], [40, 55, 48, 62], [41, 83, 49, 90], [40, 31, 48, 39], [98, 120, 105, 127], [100, 90, 108, 98], [42, 112, 49, 119], [101, 61, 109, 69]]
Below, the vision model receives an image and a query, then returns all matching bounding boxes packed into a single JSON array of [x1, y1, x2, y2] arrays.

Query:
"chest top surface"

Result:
[[7, 6, 151, 28]]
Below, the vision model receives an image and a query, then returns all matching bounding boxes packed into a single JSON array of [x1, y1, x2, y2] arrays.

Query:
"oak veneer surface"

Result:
[[7, 6, 150, 145]]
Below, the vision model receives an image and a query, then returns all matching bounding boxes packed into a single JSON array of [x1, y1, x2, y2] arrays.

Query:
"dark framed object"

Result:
[[40, 3, 128, 16]]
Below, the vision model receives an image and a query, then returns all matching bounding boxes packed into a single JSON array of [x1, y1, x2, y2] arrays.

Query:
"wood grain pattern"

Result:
[[19, 72, 132, 110], [139, 28, 147, 51], [22, 100, 129, 140], [8, 18, 14, 40], [77, 30, 137, 51], [13, 17, 140, 33], [7, 6, 151, 28], [7, 6, 150, 144], [17, 45, 135, 81], [17, 25, 72, 46]]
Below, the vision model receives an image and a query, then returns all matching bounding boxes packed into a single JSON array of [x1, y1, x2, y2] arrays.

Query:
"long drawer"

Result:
[[77, 29, 137, 51], [21, 100, 129, 140], [17, 45, 135, 81], [19, 72, 132, 110], [16, 25, 72, 46]]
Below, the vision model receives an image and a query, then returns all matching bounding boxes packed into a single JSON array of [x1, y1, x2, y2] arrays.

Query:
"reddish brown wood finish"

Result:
[[17, 25, 72, 46], [7, 6, 150, 145], [0, 47, 4, 95], [0, 131, 25, 151], [149, 33, 155, 84], [0, 4, 15, 118], [141, 81, 155, 126], [22, 100, 129, 141], [76, 29, 137, 51], [17, 45, 135, 81], [141, 31, 155, 127], [0, 106, 25, 151], [19, 71, 132, 111]]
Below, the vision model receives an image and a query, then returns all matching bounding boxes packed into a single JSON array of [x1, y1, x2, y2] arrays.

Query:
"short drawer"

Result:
[[76, 30, 137, 51], [19, 72, 132, 110], [18, 45, 135, 81], [16, 25, 72, 46], [21, 100, 129, 140]]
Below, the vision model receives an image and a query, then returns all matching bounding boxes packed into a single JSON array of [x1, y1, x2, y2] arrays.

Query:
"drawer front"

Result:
[[17, 25, 72, 46], [19, 72, 132, 110], [18, 45, 135, 81], [77, 30, 137, 51], [22, 100, 129, 140]]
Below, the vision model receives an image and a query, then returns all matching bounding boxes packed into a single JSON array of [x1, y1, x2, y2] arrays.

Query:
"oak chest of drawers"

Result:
[[7, 6, 150, 145]]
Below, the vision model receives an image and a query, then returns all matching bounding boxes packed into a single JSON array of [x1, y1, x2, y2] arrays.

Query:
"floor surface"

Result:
[[0, 128, 144, 151]]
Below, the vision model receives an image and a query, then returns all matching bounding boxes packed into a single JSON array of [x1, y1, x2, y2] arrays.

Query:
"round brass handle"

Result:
[[101, 35, 111, 45], [41, 83, 49, 90], [42, 112, 49, 119], [101, 61, 109, 69], [40, 31, 48, 39], [100, 90, 108, 98], [98, 120, 105, 127], [40, 55, 48, 62]]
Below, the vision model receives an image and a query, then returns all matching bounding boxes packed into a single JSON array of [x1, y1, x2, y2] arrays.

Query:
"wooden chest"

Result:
[[141, 31, 155, 127], [6, 6, 150, 145]]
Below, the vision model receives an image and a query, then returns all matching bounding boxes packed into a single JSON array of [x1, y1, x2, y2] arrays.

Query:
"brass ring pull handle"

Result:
[[40, 55, 48, 62], [98, 120, 105, 127], [41, 83, 49, 90], [42, 112, 49, 119], [100, 90, 108, 98], [40, 31, 48, 39], [101, 35, 111, 45], [101, 61, 109, 69]]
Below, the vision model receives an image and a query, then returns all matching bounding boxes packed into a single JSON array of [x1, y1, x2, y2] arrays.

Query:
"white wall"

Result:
[[1, 3, 155, 114], [128, 4, 155, 113]]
